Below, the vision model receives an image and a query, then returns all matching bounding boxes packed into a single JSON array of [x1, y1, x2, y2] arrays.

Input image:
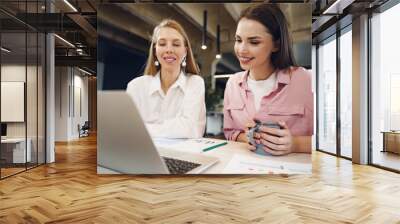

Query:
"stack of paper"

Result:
[[154, 138, 227, 153], [222, 154, 311, 174]]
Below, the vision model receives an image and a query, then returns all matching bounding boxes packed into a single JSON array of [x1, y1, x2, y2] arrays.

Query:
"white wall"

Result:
[[1, 64, 39, 137], [1, 82, 25, 122], [55, 67, 89, 141], [77, 72, 89, 138], [55, 66, 69, 141], [1, 63, 46, 163], [1, 64, 26, 81]]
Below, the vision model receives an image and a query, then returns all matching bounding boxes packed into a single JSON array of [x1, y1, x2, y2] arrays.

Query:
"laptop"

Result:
[[97, 91, 219, 174]]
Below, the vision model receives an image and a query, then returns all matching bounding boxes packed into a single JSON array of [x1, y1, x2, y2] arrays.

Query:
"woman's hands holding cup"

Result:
[[244, 121, 257, 151], [247, 121, 293, 156]]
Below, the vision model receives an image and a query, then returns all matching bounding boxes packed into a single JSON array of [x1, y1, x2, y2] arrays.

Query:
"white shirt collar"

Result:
[[247, 71, 276, 83], [148, 70, 187, 96]]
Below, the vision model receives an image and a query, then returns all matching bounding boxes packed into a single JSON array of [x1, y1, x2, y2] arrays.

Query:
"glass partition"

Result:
[[317, 35, 337, 155], [1, 30, 28, 177], [371, 3, 400, 171], [27, 30, 38, 169], [38, 32, 45, 165], [339, 27, 352, 158], [0, 1, 46, 179]]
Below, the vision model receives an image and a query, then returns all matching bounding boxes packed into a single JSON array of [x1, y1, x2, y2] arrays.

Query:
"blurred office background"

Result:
[[97, 3, 312, 137], [0, 0, 97, 178]]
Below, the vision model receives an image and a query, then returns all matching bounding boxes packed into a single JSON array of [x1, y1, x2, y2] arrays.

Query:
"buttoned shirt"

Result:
[[223, 67, 313, 141], [126, 71, 206, 138]]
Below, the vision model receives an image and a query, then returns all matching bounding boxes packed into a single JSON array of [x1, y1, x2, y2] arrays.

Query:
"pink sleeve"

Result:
[[305, 91, 314, 136], [223, 78, 242, 141], [304, 70, 314, 136]]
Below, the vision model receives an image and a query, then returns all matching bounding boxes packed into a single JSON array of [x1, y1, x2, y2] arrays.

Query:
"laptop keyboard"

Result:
[[162, 157, 201, 174]]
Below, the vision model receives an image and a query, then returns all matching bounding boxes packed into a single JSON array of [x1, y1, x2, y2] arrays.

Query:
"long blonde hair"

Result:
[[144, 19, 199, 75]]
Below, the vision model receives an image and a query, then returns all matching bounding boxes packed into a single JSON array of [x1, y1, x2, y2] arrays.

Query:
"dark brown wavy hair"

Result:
[[239, 4, 297, 71]]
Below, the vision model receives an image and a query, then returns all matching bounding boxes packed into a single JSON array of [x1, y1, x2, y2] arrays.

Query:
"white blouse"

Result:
[[126, 71, 206, 138]]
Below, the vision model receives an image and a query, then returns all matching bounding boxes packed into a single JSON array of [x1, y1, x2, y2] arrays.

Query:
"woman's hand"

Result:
[[244, 121, 257, 151], [255, 121, 293, 156], [236, 121, 257, 151]]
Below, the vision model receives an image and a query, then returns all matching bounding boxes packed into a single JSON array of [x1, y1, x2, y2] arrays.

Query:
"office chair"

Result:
[[79, 121, 90, 138]]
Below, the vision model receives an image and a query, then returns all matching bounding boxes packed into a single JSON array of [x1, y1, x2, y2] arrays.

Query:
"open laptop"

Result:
[[97, 91, 219, 174]]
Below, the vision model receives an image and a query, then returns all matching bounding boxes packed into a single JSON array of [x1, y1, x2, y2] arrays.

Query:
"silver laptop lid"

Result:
[[97, 90, 169, 174]]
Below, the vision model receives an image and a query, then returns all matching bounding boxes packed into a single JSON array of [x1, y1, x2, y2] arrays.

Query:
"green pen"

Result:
[[202, 142, 228, 152]]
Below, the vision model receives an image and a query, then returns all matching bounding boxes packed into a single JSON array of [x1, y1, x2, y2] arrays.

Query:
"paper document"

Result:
[[222, 154, 311, 174], [153, 138, 187, 148], [183, 138, 227, 152], [154, 138, 227, 153]]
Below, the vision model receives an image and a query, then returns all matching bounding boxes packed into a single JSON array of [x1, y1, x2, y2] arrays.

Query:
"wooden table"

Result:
[[381, 131, 400, 154], [1, 138, 32, 163], [98, 138, 311, 174]]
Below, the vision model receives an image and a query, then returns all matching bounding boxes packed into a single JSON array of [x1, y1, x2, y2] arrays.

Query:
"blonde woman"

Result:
[[127, 19, 205, 138]]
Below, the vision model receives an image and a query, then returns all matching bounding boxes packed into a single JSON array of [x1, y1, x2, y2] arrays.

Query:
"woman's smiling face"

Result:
[[234, 18, 279, 71], [155, 27, 187, 70]]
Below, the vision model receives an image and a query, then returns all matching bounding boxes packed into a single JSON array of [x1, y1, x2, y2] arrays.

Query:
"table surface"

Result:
[[98, 138, 312, 174], [1, 138, 27, 143], [381, 131, 400, 134]]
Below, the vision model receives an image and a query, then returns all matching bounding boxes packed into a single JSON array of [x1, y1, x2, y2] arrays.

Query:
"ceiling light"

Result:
[[322, 0, 354, 15], [54, 34, 75, 48], [216, 24, 221, 59], [1, 47, 11, 53], [202, 10, 207, 50], [78, 67, 92, 76], [63, 0, 78, 12], [214, 74, 232, 79]]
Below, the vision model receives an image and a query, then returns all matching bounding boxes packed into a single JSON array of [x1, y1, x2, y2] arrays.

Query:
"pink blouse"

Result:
[[223, 67, 314, 141]]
